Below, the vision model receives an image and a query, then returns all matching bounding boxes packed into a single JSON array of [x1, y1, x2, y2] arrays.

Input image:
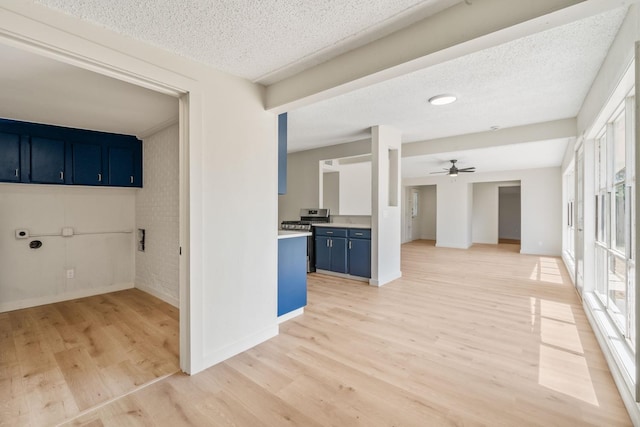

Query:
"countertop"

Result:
[[278, 230, 312, 239], [313, 223, 371, 229]]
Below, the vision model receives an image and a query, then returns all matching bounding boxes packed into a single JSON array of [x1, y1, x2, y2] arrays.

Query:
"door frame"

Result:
[[0, 31, 192, 372]]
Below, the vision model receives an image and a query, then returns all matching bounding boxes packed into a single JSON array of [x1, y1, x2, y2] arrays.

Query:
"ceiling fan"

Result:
[[430, 160, 475, 177]]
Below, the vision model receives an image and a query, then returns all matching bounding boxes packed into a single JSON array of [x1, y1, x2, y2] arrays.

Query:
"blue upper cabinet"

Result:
[[107, 139, 142, 187], [0, 132, 21, 182], [72, 142, 103, 185], [30, 137, 66, 184], [0, 118, 142, 188], [278, 112, 287, 195]]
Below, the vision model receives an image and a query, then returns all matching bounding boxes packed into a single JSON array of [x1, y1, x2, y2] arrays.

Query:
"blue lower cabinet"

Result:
[[330, 237, 348, 273], [315, 236, 332, 271], [314, 232, 347, 273], [349, 238, 371, 278], [316, 227, 371, 278], [278, 237, 307, 316]]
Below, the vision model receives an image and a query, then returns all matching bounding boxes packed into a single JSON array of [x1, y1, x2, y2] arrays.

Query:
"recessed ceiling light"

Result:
[[428, 94, 457, 106]]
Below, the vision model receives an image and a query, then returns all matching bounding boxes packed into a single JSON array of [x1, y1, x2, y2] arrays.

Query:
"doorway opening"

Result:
[[498, 186, 521, 245], [0, 27, 190, 394]]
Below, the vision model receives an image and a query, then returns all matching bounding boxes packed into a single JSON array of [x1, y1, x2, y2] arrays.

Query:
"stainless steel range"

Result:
[[281, 208, 330, 272]]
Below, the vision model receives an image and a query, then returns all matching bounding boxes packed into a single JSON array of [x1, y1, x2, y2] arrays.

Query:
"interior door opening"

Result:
[[498, 186, 521, 245]]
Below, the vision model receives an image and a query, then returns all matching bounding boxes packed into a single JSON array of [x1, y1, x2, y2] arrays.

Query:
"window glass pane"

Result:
[[597, 193, 606, 243], [608, 254, 627, 333], [613, 111, 626, 183], [598, 135, 607, 190], [612, 183, 625, 253], [628, 262, 635, 348], [595, 246, 608, 302]]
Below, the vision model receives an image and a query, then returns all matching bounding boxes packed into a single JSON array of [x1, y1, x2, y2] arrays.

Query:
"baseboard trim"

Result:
[[583, 294, 640, 426], [135, 283, 179, 307], [194, 324, 278, 375], [369, 271, 402, 287], [0, 282, 134, 313], [278, 307, 304, 324]]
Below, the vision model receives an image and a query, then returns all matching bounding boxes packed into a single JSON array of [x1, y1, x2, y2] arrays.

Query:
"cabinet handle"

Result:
[[59, 171, 64, 180], [330, 239, 333, 248], [327, 231, 333, 234], [14, 168, 18, 177], [326, 239, 330, 247], [355, 233, 363, 236], [349, 241, 352, 249], [130, 175, 134, 184], [98, 173, 102, 182]]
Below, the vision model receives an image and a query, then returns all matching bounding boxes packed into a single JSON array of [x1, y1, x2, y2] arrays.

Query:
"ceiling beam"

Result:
[[266, 0, 633, 113], [402, 118, 577, 157]]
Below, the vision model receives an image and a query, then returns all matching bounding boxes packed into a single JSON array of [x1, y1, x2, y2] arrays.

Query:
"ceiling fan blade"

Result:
[[459, 170, 475, 173], [430, 171, 448, 174], [458, 167, 476, 171]]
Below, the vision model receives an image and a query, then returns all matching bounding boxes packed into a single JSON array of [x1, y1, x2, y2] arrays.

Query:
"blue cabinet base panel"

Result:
[[315, 269, 370, 283], [277, 236, 307, 317]]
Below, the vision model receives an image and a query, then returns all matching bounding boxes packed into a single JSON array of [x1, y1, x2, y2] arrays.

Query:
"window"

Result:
[[593, 95, 635, 348]]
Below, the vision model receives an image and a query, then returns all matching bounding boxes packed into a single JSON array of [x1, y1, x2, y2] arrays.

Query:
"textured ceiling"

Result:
[[4, 1, 629, 178], [33, 0, 460, 84], [402, 139, 570, 178], [287, 7, 627, 152]]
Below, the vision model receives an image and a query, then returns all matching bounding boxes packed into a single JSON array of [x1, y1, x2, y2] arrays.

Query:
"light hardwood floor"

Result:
[[0, 288, 179, 426], [8, 241, 632, 426]]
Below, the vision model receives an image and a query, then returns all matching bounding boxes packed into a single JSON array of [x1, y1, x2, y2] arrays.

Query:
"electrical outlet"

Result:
[[66, 269, 75, 279]]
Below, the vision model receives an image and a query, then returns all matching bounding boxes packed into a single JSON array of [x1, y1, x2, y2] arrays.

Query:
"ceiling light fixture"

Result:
[[428, 94, 457, 106]]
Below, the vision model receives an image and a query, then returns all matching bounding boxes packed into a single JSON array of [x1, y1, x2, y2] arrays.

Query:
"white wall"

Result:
[[339, 161, 371, 215], [322, 171, 339, 214], [0, 184, 135, 312], [404, 167, 562, 256], [371, 126, 402, 286], [0, 1, 278, 374], [435, 179, 473, 249], [280, 139, 370, 223], [136, 124, 180, 307], [472, 182, 498, 244]]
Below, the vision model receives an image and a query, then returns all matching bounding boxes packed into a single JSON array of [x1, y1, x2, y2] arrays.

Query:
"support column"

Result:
[[370, 125, 402, 286]]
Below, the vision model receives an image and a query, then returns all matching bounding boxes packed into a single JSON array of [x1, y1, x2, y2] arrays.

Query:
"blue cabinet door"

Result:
[[30, 137, 65, 184], [72, 142, 103, 185], [0, 132, 21, 182], [278, 237, 307, 316], [108, 146, 134, 186], [315, 236, 332, 270], [278, 113, 287, 195], [349, 238, 371, 278], [330, 237, 348, 273]]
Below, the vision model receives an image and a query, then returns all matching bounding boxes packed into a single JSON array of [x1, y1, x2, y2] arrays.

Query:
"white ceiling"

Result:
[[1, 2, 630, 178], [0, 43, 178, 137]]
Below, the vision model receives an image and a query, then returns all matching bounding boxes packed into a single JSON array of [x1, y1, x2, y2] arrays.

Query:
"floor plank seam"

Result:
[[54, 368, 181, 426]]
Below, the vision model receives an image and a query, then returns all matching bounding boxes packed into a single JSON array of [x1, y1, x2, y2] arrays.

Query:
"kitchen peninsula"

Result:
[[277, 230, 311, 322]]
